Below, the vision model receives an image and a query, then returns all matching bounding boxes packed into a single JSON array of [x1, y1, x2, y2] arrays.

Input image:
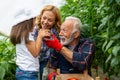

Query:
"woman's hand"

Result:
[[38, 29, 51, 39]]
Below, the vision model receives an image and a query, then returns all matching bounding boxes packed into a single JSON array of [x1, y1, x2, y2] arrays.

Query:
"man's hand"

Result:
[[44, 34, 63, 52]]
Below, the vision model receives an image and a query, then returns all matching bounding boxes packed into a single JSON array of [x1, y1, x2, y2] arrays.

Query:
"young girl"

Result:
[[10, 17, 51, 80]]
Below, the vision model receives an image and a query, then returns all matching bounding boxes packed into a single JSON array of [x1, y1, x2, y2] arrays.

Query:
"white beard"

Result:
[[60, 34, 74, 45]]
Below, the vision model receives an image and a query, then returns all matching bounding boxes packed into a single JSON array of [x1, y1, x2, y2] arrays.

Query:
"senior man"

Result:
[[44, 16, 94, 80]]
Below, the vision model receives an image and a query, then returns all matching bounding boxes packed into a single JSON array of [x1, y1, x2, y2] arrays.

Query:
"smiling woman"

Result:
[[0, 0, 64, 36]]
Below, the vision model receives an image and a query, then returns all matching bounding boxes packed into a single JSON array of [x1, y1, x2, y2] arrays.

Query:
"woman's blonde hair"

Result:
[[36, 5, 62, 33]]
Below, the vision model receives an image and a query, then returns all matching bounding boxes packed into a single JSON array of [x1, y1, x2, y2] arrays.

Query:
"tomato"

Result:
[[67, 77, 78, 80]]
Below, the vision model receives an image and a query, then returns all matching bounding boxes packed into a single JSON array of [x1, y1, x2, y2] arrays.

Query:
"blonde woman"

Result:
[[35, 5, 62, 80]]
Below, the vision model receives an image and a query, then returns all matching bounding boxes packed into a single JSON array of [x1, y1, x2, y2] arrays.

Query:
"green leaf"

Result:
[[106, 54, 112, 63], [98, 16, 108, 31], [115, 0, 120, 5], [0, 61, 8, 71], [101, 32, 107, 38], [108, 47, 112, 54], [108, 0, 113, 5], [0, 66, 5, 80], [111, 33, 120, 40], [116, 16, 120, 27], [102, 40, 108, 52], [105, 40, 114, 52], [112, 46, 120, 56], [111, 57, 119, 67]]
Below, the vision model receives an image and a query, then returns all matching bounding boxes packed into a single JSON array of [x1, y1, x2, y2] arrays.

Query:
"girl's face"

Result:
[[41, 11, 56, 29]]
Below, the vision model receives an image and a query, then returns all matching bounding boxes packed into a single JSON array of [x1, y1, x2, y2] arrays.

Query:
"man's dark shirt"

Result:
[[49, 37, 94, 75]]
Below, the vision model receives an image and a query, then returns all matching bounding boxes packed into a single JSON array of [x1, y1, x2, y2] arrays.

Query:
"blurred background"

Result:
[[0, 0, 64, 36]]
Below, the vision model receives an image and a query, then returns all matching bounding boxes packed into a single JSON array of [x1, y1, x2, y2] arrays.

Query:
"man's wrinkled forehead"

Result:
[[61, 20, 74, 29]]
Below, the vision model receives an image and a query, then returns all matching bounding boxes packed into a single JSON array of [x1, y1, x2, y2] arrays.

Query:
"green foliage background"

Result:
[[60, 0, 120, 78], [0, 36, 16, 80]]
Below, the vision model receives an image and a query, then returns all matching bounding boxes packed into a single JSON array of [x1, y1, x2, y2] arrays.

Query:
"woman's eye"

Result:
[[48, 19, 54, 22]]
